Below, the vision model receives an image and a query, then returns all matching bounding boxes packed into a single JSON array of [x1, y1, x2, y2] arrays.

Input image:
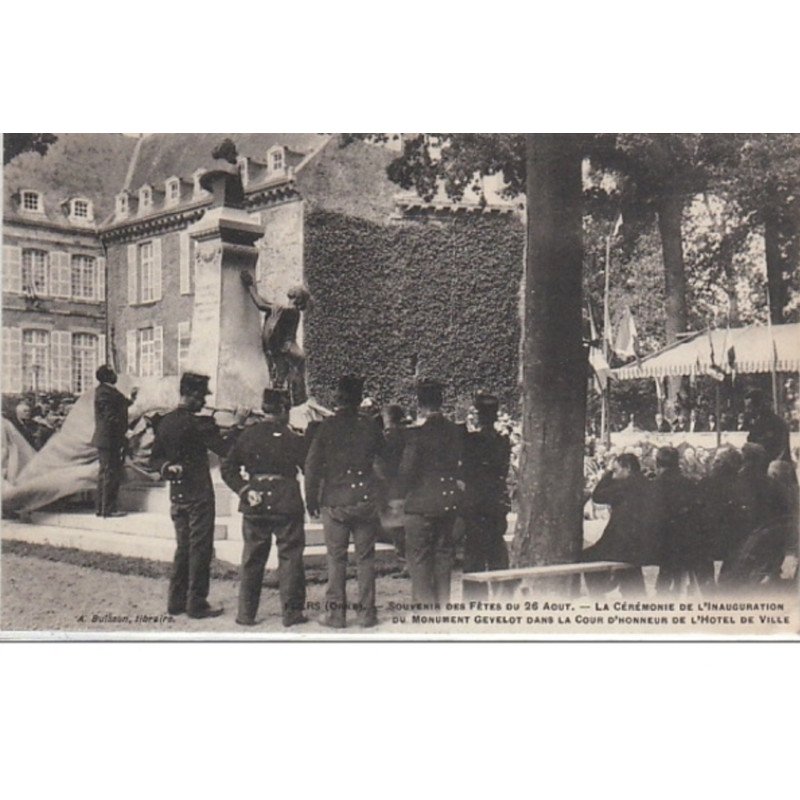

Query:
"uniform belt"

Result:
[[251, 473, 289, 481]]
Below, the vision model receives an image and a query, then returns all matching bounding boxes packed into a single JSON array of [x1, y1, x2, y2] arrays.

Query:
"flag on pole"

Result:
[[587, 302, 611, 391], [613, 305, 638, 360], [708, 328, 726, 382]]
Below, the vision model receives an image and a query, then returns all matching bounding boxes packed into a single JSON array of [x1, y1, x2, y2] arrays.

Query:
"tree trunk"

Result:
[[764, 210, 787, 324], [511, 134, 586, 570], [656, 193, 688, 405]]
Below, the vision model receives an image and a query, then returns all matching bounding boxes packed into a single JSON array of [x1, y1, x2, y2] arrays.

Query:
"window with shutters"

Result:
[[71, 255, 97, 300], [22, 249, 48, 295], [138, 326, 163, 377], [72, 333, 98, 394], [22, 329, 50, 391], [179, 231, 192, 294], [21, 190, 43, 213], [2, 328, 23, 393], [139, 327, 156, 376], [140, 242, 155, 302]]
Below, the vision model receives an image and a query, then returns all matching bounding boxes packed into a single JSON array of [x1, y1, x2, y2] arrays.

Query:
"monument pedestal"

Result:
[[183, 206, 269, 409]]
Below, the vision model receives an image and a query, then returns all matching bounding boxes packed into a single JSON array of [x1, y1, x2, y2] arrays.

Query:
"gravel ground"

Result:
[[0, 542, 418, 637]]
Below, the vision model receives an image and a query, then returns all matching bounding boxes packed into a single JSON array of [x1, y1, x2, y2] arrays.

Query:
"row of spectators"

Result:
[[1, 394, 76, 452]]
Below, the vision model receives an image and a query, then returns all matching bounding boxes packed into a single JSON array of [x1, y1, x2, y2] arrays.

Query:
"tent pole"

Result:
[[715, 381, 722, 447]]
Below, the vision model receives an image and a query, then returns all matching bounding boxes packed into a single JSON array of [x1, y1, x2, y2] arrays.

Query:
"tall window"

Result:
[[177, 321, 191, 374], [139, 327, 156, 376], [22, 329, 49, 391], [139, 186, 152, 213], [116, 193, 129, 216], [71, 255, 96, 300], [140, 242, 155, 302], [21, 190, 42, 213], [22, 249, 48, 295], [167, 179, 180, 203], [72, 333, 98, 394], [270, 150, 284, 172]]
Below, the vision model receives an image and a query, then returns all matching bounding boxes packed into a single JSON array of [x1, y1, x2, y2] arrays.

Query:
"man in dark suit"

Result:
[[150, 372, 248, 619], [91, 365, 136, 517], [221, 388, 308, 627], [399, 379, 463, 606], [584, 453, 660, 596], [305, 375, 385, 628], [462, 392, 510, 576], [745, 389, 791, 463]]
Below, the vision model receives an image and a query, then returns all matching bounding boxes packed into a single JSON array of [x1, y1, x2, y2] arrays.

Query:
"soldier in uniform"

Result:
[[305, 375, 384, 628], [462, 392, 511, 575], [150, 372, 248, 619], [399, 379, 463, 606], [221, 388, 308, 627]]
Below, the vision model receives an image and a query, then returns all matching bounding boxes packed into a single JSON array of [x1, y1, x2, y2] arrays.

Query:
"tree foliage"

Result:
[[3, 133, 57, 165]]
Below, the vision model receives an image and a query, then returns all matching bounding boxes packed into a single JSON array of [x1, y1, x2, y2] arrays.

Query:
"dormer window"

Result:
[[116, 193, 129, 217], [138, 185, 153, 213], [192, 169, 208, 199], [165, 177, 181, 206], [70, 198, 93, 222], [21, 190, 43, 213], [267, 146, 285, 174]]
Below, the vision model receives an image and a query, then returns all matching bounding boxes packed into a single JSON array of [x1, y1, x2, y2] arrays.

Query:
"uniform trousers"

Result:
[[405, 512, 457, 605], [239, 514, 306, 624], [168, 496, 215, 614], [463, 509, 510, 573], [96, 446, 124, 516], [321, 506, 377, 624]]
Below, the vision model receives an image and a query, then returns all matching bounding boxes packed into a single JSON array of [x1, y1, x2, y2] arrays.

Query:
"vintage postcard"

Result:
[[2, 132, 798, 640]]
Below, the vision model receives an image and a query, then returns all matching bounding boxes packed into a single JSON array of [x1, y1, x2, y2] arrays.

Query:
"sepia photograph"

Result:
[[1, 131, 798, 640]]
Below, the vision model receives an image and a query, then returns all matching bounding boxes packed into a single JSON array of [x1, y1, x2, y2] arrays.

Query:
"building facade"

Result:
[[3, 134, 524, 411]]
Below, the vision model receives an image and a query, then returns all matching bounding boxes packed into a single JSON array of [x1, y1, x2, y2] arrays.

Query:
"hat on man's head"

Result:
[[180, 372, 212, 397], [336, 375, 364, 406], [417, 379, 444, 409], [262, 387, 290, 413], [474, 391, 499, 418]]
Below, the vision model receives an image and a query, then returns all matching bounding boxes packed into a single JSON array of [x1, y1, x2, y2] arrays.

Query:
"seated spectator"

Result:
[[673, 413, 688, 432], [688, 409, 705, 432], [735, 412, 747, 431], [7, 401, 45, 450], [719, 443, 788, 588], [708, 413, 718, 432], [584, 453, 660, 596], [654, 412, 672, 433]]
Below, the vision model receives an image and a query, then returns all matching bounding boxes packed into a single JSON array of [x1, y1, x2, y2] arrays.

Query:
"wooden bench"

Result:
[[462, 561, 635, 600]]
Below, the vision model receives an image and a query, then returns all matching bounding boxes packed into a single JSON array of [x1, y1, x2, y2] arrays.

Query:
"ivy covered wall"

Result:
[[303, 209, 524, 413]]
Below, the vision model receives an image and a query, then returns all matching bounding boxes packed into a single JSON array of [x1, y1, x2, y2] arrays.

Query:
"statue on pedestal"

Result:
[[241, 270, 310, 407]]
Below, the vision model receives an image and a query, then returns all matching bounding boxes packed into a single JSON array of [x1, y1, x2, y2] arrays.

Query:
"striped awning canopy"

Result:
[[613, 322, 800, 380]]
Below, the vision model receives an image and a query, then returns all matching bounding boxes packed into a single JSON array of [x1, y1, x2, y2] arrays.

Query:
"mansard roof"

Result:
[[3, 133, 138, 229], [125, 133, 329, 193]]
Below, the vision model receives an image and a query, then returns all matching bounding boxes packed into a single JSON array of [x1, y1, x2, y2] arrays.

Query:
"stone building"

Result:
[[3, 134, 524, 410], [2, 134, 136, 395]]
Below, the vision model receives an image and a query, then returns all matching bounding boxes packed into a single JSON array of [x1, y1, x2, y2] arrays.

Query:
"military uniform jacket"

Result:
[[304, 408, 384, 508], [91, 383, 131, 449], [462, 427, 511, 513], [149, 407, 236, 504], [399, 413, 463, 516], [221, 417, 306, 517]]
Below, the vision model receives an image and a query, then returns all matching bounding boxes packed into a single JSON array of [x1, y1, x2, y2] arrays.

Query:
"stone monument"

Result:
[[181, 141, 269, 409]]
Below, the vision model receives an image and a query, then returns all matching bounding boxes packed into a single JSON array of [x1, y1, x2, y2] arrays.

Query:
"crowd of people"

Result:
[[81, 367, 800, 625], [91, 366, 511, 627], [2, 394, 74, 452], [584, 389, 799, 597]]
